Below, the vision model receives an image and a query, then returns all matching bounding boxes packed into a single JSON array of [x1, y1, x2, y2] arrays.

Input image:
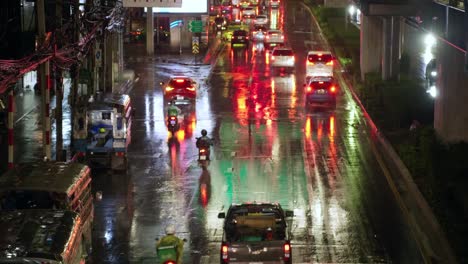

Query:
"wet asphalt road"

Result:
[[90, 1, 423, 263], [0, 0, 424, 263]]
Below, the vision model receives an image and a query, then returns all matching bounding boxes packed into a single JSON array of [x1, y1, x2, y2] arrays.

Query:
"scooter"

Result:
[[198, 146, 210, 162], [167, 115, 179, 134]]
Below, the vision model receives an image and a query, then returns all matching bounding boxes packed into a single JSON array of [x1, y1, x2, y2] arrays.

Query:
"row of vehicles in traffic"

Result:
[[223, 0, 339, 109]]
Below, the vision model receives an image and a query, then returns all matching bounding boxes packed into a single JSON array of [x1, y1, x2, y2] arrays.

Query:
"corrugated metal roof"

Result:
[[0, 162, 89, 194], [0, 210, 78, 260]]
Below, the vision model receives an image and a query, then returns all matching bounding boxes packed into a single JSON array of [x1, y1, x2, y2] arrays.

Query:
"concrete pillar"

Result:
[[434, 40, 468, 142], [360, 15, 382, 80], [170, 17, 181, 53], [382, 17, 392, 80], [146, 8, 154, 55], [382, 16, 401, 80]]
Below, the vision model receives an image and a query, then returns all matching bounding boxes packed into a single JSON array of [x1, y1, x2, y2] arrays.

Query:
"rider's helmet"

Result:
[[201, 129, 207, 136], [165, 225, 176, 235], [99, 127, 106, 133]]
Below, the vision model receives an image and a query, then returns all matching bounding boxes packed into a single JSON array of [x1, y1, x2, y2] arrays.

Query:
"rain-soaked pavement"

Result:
[[0, 0, 425, 263], [90, 0, 423, 262]]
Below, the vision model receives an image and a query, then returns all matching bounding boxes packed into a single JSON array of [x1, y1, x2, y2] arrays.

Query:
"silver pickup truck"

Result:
[[218, 203, 294, 264]]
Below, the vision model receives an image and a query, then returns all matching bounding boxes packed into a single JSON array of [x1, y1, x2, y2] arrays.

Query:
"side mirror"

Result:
[[285, 210, 294, 218], [218, 212, 226, 219]]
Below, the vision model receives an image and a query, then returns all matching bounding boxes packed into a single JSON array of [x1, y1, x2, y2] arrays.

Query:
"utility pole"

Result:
[[464, 0, 468, 72], [55, 0, 64, 161], [37, 0, 52, 161], [70, 0, 80, 151]]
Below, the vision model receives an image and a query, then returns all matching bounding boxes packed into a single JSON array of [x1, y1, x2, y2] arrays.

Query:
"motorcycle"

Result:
[[167, 115, 179, 134], [198, 146, 210, 162]]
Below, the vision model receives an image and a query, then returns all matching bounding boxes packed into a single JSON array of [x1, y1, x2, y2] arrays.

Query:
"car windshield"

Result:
[[272, 49, 293, 56], [225, 205, 286, 242], [308, 53, 333, 63], [169, 79, 192, 88]]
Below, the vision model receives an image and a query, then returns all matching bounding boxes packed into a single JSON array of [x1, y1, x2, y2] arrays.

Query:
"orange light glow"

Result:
[[326, 60, 334, 66], [305, 117, 311, 139], [330, 86, 336, 93], [329, 115, 335, 138], [176, 130, 185, 141]]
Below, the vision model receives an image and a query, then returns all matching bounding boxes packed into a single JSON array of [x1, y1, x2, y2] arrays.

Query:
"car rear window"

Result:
[[169, 79, 192, 88], [256, 15, 266, 19], [308, 53, 333, 63], [272, 49, 293, 56], [268, 31, 280, 35], [310, 81, 333, 89], [234, 30, 247, 36]]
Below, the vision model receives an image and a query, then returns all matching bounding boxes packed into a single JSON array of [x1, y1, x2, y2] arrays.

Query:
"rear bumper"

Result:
[[306, 93, 336, 105]]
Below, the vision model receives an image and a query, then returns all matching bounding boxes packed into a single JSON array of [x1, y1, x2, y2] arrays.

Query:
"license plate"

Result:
[[200, 155, 206, 160], [249, 262, 263, 264], [238, 36, 244, 39], [317, 89, 326, 94], [170, 120, 176, 125], [270, 43, 277, 46], [177, 95, 184, 100]]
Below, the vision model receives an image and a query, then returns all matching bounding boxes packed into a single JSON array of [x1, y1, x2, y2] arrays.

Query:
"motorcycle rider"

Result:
[[167, 99, 181, 118], [156, 225, 184, 264], [196, 129, 213, 161], [196, 129, 213, 148]]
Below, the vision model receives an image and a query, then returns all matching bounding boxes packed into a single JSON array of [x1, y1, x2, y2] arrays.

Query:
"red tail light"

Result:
[[271, 55, 275, 60], [326, 60, 334, 66], [281, 35, 284, 39], [307, 61, 315, 65], [283, 242, 291, 262], [186, 86, 196, 91], [175, 79, 185, 83], [307, 86, 313, 93], [330, 86, 336, 93], [170, 116, 176, 120], [221, 243, 229, 263], [115, 152, 125, 157]]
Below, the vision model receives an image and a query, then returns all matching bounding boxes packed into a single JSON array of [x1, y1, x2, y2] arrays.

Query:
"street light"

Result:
[[348, 5, 356, 16]]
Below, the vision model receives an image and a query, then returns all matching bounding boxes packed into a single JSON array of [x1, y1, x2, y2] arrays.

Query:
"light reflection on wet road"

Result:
[[89, 1, 423, 263]]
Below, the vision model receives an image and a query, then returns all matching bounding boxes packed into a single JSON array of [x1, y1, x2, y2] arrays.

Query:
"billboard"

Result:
[[152, 0, 208, 13]]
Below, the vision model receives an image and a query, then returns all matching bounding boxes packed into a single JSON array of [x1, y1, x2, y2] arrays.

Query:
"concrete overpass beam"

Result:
[[382, 16, 401, 80], [360, 15, 382, 80], [146, 8, 154, 55], [435, 41, 468, 142]]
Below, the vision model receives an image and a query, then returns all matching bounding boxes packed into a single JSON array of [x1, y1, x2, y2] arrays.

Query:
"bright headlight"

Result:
[[431, 71, 437, 77]]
